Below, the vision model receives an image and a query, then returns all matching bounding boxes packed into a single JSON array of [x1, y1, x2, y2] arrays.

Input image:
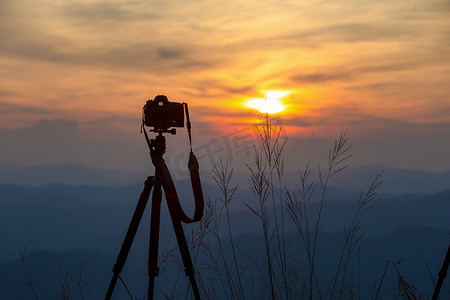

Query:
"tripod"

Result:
[[431, 241, 450, 300], [105, 131, 204, 300]]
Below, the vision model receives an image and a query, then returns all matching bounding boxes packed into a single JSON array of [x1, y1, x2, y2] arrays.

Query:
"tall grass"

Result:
[[253, 112, 288, 299], [284, 127, 355, 300], [374, 259, 425, 300], [212, 159, 245, 299], [20, 245, 94, 300], [196, 113, 384, 299]]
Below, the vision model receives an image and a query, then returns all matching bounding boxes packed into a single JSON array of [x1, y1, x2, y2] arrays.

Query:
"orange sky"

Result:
[[1, 0, 450, 171]]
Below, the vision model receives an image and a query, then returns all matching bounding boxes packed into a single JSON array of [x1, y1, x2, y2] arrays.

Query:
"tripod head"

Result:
[[147, 133, 166, 156], [150, 128, 177, 135]]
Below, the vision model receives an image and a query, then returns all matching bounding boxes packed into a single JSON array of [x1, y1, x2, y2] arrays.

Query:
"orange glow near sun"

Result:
[[245, 90, 290, 114]]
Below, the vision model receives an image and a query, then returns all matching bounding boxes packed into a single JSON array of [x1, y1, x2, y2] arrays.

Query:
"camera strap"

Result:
[[181, 102, 204, 222], [183, 103, 193, 153], [183, 102, 204, 221], [151, 152, 203, 223]]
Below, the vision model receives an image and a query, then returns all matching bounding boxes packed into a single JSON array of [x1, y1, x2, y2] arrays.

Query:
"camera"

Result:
[[143, 95, 184, 130]]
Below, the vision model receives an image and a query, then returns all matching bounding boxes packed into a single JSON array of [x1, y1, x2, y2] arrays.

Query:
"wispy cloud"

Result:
[[291, 71, 352, 84]]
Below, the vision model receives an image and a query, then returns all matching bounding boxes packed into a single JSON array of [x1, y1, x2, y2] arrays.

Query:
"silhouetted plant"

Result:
[[374, 259, 423, 300], [212, 158, 245, 300], [245, 148, 275, 299], [161, 196, 217, 300], [56, 259, 94, 300], [312, 129, 352, 298], [254, 112, 289, 299], [19, 245, 39, 300], [203, 113, 383, 300], [332, 172, 382, 299], [285, 128, 374, 300], [20, 245, 93, 300]]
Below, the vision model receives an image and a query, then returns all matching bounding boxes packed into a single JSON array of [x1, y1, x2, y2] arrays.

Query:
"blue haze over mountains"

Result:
[[0, 163, 449, 299], [3, 162, 450, 194]]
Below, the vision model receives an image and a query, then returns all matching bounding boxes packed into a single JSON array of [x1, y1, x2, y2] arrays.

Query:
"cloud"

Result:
[[282, 121, 450, 172], [0, 90, 13, 97], [0, 118, 146, 170], [279, 101, 450, 139], [282, 115, 329, 128], [237, 16, 417, 51], [157, 47, 186, 60], [0, 100, 52, 115], [181, 80, 256, 99], [0, 0, 15, 19], [291, 72, 352, 84], [290, 61, 421, 85], [61, 1, 156, 23], [345, 81, 409, 92], [312, 23, 414, 43], [0, 119, 78, 166], [398, 0, 450, 16], [1, 0, 447, 80], [0, 0, 223, 73], [194, 105, 251, 118], [358, 63, 417, 74], [0, 119, 78, 138]]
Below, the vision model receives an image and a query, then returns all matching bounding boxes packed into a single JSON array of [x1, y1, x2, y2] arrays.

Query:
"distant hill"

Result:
[[320, 164, 450, 195], [0, 162, 148, 186], [1, 165, 449, 298], [1, 226, 448, 299], [2, 162, 450, 194], [1, 181, 449, 263]]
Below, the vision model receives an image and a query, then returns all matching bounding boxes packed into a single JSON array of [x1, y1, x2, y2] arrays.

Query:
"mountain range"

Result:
[[0, 162, 449, 299], [2, 162, 450, 194]]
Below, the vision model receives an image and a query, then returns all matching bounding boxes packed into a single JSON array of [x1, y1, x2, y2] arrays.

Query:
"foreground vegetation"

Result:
[[177, 113, 385, 300], [17, 114, 449, 299]]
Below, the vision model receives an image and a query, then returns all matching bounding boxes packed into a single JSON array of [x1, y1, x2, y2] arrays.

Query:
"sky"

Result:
[[1, 0, 450, 174]]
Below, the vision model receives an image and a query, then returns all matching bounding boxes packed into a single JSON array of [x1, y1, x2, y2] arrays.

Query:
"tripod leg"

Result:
[[148, 176, 163, 300], [432, 242, 450, 300], [105, 176, 154, 300], [168, 209, 202, 300]]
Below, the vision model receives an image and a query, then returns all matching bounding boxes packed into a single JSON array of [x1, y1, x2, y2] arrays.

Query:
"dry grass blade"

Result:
[[396, 274, 420, 300], [331, 171, 383, 299], [19, 245, 39, 300], [212, 158, 246, 300], [328, 128, 352, 178]]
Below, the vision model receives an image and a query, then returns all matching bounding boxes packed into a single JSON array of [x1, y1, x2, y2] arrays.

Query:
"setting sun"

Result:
[[245, 90, 290, 114]]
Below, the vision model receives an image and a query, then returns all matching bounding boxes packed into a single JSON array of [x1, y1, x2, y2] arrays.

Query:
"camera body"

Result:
[[143, 95, 184, 130]]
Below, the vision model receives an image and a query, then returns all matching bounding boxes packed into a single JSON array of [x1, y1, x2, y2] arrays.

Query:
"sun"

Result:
[[245, 90, 289, 114]]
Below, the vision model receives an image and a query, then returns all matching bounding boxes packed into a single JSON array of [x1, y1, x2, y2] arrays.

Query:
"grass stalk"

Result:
[[331, 172, 383, 299], [254, 112, 289, 299], [212, 158, 246, 300], [19, 245, 39, 300], [245, 148, 275, 299]]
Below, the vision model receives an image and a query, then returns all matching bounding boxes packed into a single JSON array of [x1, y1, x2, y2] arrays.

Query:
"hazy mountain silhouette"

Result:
[[1, 165, 449, 298], [2, 162, 450, 194], [1, 226, 448, 299], [1, 179, 449, 259], [0, 162, 147, 186]]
